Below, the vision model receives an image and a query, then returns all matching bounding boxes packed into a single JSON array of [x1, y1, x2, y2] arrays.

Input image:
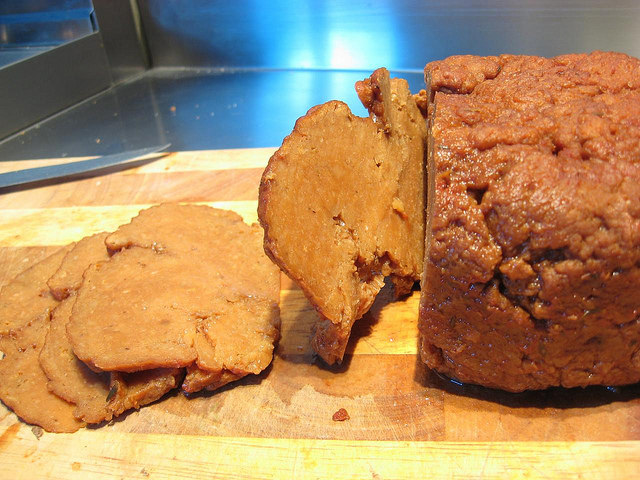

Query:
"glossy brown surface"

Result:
[[420, 52, 640, 391]]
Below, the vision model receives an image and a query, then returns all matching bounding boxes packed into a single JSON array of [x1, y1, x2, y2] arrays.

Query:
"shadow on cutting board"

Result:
[[417, 355, 640, 410]]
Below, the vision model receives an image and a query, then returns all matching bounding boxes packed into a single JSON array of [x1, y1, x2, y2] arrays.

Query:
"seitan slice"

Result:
[[40, 294, 182, 423], [47, 232, 111, 300], [40, 296, 111, 423], [258, 68, 427, 364], [41, 232, 183, 422], [0, 247, 83, 433], [67, 204, 281, 393], [108, 368, 183, 415], [0, 247, 71, 336]]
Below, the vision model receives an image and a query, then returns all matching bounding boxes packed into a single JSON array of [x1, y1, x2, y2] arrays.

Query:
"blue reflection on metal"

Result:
[[143, 0, 418, 71], [247, 0, 396, 71], [0, 68, 425, 160], [140, 0, 640, 69], [0, 0, 95, 47]]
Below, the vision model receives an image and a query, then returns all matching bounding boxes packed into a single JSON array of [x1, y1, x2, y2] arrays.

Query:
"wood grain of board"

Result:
[[0, 147, 638, 479]]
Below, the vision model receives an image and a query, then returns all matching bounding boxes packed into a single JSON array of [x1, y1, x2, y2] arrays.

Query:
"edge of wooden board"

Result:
[[0, 425, 638, 480], [0, 148, 278, 174], [0, 202, 259, 247]]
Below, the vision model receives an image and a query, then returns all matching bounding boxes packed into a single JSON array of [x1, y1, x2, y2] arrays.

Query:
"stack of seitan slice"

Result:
[[0, 204, 281, 432], [0, 246, 83, 433], [68, 204, 281, 390], [259, 68, 427, 364], [40, 232, 183, 425]]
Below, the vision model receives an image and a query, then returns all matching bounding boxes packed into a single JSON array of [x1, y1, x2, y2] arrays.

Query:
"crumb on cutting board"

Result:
[[332, 408, 350, 421]]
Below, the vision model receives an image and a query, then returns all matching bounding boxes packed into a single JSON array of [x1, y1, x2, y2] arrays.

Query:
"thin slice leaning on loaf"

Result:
[[259, 68, 427, 364], [67, 204, 281, 393], [0, 246, 85, 433], [419, 51, 640, 391], [40, 232, 182, 424]]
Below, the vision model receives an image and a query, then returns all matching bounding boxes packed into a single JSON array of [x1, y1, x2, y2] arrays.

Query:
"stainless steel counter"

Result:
[[0, 68, 424, 161], [2, 0, 640, 162]]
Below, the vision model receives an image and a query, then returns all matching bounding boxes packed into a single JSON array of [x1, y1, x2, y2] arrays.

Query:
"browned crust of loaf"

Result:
[[426, 55, 502, 94], [356, 68, 389, 130], [310, 316, 354, 365], [420, 51, 640, 391]]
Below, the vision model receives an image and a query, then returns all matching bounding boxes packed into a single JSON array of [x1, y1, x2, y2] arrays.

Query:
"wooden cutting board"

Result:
[[0, 148, 638, 479]]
